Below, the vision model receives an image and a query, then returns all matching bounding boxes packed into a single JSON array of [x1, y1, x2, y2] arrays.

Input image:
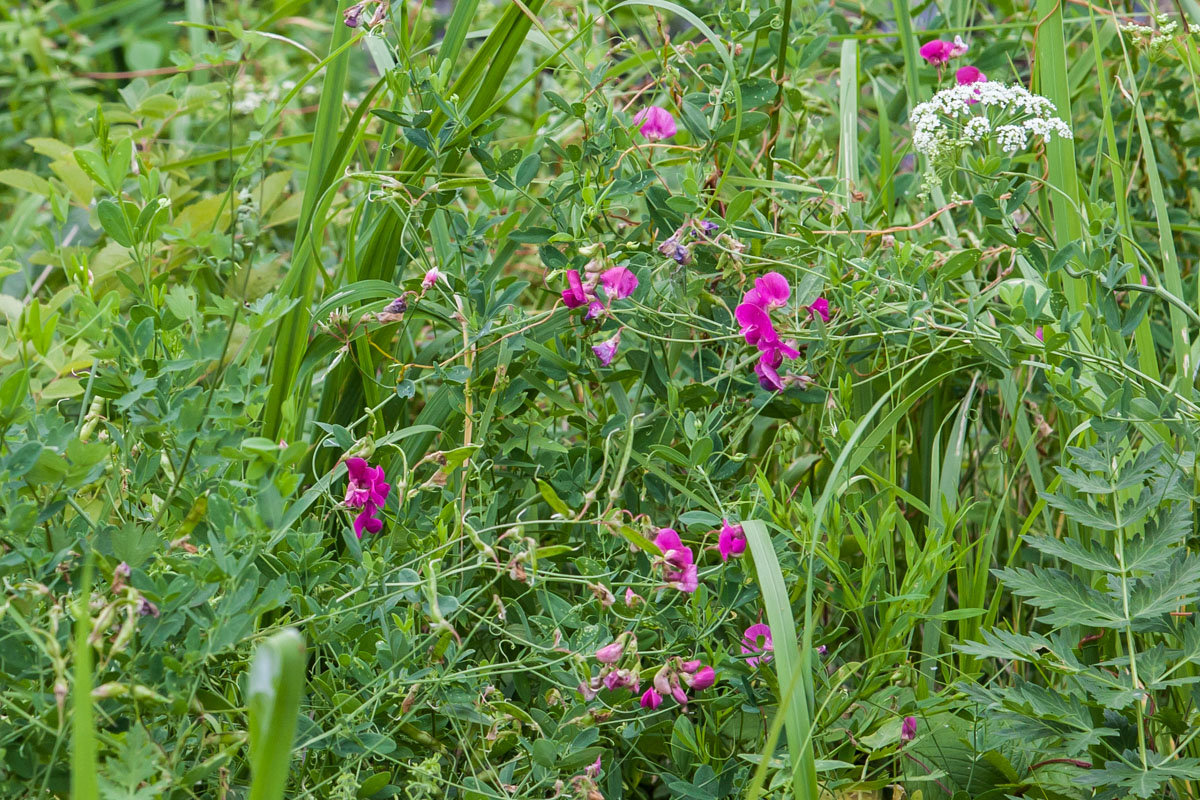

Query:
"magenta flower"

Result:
[[584, 300, 606, 321], [422, 267, 445, 289], [595, 639, 625, 664], [624, 587, 642, 606], [600, 266, 638, 300], [688, 666, 716, 690], [585, 756, 602, 779], [592, 332, 621, 367], [344, 457, 390, 537], [919, 39, 955, 66], [743, 272, 791, 310], [562, 269, 589, 308], [718, 520, 747, 561], [735, 302, 781, 349], [754, 356, 785, 391], [955, 65, 986, 85], [602, 668, 640, 693], [808, 296, 831, 323], [632, 105, 677, 141], [1035, 326, 1044, 342], [1141, 274, 1149, 286], [742, 623, 773, 667], [640, 687, 663, 709], [901, 716, 918, 742], [671, 685, 688, 705], [654, 528, 699, 593], [949, 35, 969, 57]]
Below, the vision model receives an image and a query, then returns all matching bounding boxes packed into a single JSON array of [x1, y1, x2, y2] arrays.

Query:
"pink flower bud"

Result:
[[594, 639, 625, 664]]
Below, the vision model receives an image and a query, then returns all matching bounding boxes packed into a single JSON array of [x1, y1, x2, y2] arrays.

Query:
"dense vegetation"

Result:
[[5, 0, 1200, 798]]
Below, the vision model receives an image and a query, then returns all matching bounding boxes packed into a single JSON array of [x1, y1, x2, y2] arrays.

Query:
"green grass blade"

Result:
[[247, 629, 307, 800], [71, 558, 98, 800], [743, 520, 818, 800], [838, 40, 859, 217], [1034, 0, 1087, 321], [261, 0, 355, 441]]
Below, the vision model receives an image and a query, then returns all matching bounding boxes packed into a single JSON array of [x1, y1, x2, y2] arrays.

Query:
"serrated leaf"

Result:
[[1041, 491, 1119, 530], [995, 566, 1125, 627]]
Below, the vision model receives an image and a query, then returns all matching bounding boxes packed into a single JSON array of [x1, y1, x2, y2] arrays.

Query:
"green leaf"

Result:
[[0, 168, 52, 196], [994, 566, 1125, 628], [248, 629, 307, 800], [97, 199, 134, 247]]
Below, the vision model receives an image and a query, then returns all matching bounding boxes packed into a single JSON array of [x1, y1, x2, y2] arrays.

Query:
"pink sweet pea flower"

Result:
[[718, 520, 747, 561], [640, 687, 663, 709], [742, 623, 773, 666], [654, 528, 699, 593], [584, 300, 606, 321], [949, 35, 969, 57], [754, 357, 785, 391], [344, 457, 390, 538], [592, 332, 621, 366], [808, 297, 831, 323], [743, 272, 791, 310], [901, 716, 918, 742], [1035, 326, 1044, 342], [955, 65, 986, 85], [624, 587, 642, 607], [595, 639, 625, 664], [562, 269, 590, 308], [688, 666, 716, 690], [602, 668, 639, 692], [1141, 274, 1149, 286], [671, 685, 689, 706], [600, 266, 638, 300], [422, 267, 445, 288], [585, 756, 602, 779], [632, 106, 677, 141], [735, 302, 781, 348], [919, 39, 955, 66]]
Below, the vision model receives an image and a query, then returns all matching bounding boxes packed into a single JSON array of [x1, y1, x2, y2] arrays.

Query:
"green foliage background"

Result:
[[4, 0, 1200, 798]]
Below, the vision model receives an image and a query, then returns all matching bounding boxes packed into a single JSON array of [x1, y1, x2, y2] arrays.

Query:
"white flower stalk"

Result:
[[909, 81, 1073, 164]]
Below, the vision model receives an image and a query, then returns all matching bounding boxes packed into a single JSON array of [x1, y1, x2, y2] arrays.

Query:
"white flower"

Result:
[[908, 81, 1072, 163]]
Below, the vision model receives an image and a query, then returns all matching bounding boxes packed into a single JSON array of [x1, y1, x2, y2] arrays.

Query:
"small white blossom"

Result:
[[908, 81, 1072, 163]]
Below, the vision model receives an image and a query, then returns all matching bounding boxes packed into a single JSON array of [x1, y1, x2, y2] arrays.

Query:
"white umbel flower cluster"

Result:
[[909, 81, 1073, 162], [1121, 14, 1185, 55]]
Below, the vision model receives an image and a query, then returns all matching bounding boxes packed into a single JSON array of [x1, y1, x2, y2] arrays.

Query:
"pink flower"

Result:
[[1141, 274, 1149, 286], [1035, 326, 1044, 342], [742, 623, 773, 667], [949, 35, 969, 57], [743, 272, 791, 310], [955, 65, 986, 85], [680, 659, 701, 673], [901, 716, 918, 742], [754, 357, 784, 391], [671, 685, 688, 706], [919, 39, 955, 66], [632, 106, 677, 141], [808, 297, 831, 323], [688, 666, 716, 690], [562, 269, 590, 308], [422, 267, 445, 288], [654, 528, 698, 593], [584, 300, 606, 321], [718, 520, 747, 561], [592, 332, 621, 366], [624, 588, 642, 607], [600, 266, 638, 300], [595, 639, 625, 664], [640, 687, 662, 709], [344, 457, 390, 538], [602, 668, 639, 693], [735, 302, 780, 349], [585, 756, 602, 779]]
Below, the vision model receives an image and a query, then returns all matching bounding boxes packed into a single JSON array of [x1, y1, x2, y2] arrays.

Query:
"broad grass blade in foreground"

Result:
[[261, 0, 355, 441], [247, 629, 307, 800], [71, 559, 98, 800], [743, 520, 818, 800]]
